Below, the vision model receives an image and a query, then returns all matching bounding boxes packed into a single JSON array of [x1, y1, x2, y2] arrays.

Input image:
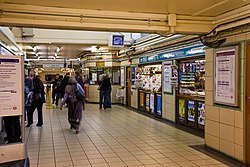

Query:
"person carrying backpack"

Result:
[[26, 75, 45, 127], [60, 77, 84, 134]]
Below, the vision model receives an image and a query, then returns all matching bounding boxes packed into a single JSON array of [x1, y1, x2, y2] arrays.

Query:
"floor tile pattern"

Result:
[[26, 104, 241, 167]]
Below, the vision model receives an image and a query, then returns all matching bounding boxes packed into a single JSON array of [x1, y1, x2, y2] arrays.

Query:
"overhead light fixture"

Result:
[[35, 52, 39, 57], [33, 46, 38, 52], [55, 53, 58, 57], [56, 47, 61, 53]]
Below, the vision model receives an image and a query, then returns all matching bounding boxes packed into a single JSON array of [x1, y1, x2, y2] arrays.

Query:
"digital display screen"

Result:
[[112, 35, 124, 46]]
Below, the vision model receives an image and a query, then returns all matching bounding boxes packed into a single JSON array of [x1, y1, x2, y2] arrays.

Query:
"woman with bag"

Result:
[[26, 75, 45, 127], [60, 77, 84, 134]]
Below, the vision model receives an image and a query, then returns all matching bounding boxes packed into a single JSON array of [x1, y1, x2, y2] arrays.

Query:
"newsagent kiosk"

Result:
[[137, 43, 206, 132]]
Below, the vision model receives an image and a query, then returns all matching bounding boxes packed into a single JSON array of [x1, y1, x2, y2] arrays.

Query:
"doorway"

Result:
[[246, 42, 250, 165], [126, 67, 131, 107]]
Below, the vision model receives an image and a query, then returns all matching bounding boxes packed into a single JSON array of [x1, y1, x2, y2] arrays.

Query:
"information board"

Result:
[[163, 61, 172, 93], [214, 46, 239, 107], [131, 65, 136, 88], [0, 55, 23, 116]]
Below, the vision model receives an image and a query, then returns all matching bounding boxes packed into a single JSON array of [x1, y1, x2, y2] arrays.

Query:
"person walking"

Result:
[[52, 74, 62, 106], [61, 72, 70, 99], [24, 74, 33, 121], [75, 70, 86, 110], [105, 75, 112, 108], [26, 75, 45, 127], [3, 116, 21, 143], [60, 77, 84, 134]]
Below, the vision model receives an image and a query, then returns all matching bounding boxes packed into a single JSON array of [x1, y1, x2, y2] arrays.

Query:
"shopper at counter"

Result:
[[98, 75, 110, 110]]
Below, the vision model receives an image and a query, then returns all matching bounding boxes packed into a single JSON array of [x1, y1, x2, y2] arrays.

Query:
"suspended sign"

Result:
[[139, 44, 205, 63], [43, 64, 64, 68]]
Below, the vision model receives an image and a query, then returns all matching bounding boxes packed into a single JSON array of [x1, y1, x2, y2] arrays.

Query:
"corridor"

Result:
[[26, 104, 241, 167]]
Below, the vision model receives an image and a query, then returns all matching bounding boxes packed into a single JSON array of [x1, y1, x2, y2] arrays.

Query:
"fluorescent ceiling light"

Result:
[[33, 46, 38, 52], [56, 47, 61, 53]]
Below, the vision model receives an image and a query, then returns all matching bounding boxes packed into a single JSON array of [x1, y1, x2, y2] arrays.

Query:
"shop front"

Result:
[[177, 58, 205, 131], [136, 64, 162, 117], [138, 43, 206, 132]]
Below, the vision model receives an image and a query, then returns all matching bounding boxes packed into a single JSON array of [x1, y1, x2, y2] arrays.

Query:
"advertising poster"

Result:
[[198, 102, 205, 125], [131, 65, 136, 88], [139, 92, 145, 108], [214, 46, 239, 106], [179, 99, 186, 122], [0, 55, 23, 116], [121, 67, 124, 87], [150, 93, 155, 114], [187, 101, 195, 122], [156, 94, 162, 116], [145, 93, 150, 112], [163, 61, 172, 93]]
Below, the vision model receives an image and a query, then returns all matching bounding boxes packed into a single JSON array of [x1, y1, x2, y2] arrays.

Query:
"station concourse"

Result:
[[0, 0, 250, 167]]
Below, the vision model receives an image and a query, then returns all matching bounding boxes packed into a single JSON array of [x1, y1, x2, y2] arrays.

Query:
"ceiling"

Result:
[[2, 0, 250, 17], [21, 43, 120, 59], [0, 0, 249, 34]]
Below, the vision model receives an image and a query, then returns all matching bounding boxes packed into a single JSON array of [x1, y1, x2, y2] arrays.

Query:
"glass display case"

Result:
[[137, 64, 162, 117], [136, 64, 162, 92], [177, 59, 205, 131], [179, 60, 205, 97], [89, 67, 120, 85]]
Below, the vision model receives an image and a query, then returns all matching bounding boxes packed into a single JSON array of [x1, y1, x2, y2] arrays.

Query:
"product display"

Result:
[[179, 60, 205, 96], [136, 65, 162, 92]]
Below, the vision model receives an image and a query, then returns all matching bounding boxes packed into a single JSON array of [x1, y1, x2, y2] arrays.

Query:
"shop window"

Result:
[[179, 60, 205, 96]]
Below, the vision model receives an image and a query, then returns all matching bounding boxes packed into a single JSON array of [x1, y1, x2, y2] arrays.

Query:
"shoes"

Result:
[[36, 124, 43, 127], [104, 107, 106, 110], [26, 124, 32, 127], [75, 130, 79, 134], [99, 107, 102, 109]]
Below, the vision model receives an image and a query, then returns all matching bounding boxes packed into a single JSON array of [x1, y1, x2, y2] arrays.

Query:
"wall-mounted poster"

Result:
[[150, 93, 155, 114], [121, 67, 125, 87], [214, 45, 239, 107], [156, 94, 162, 116], [187, 101, 195, 122], [131, 65, 136, 88], [179, 99, 186, 122], [145, 93, 150, 112], [0, 55, 23, 116], [198, 102, 205, 125], [163, 61, 172, 93]]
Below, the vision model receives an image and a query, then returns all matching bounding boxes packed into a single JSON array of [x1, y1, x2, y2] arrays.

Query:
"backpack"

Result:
[[31, 93, 42, 105], [75, 83, 84, 101]]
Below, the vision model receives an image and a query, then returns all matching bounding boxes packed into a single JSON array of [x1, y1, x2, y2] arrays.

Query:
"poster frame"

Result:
[[214, 45, 240, 107], [162, 61, 173, 94]]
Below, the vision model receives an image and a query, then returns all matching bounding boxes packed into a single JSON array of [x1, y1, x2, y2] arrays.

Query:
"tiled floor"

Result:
[[26, 104, 241, 167]]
